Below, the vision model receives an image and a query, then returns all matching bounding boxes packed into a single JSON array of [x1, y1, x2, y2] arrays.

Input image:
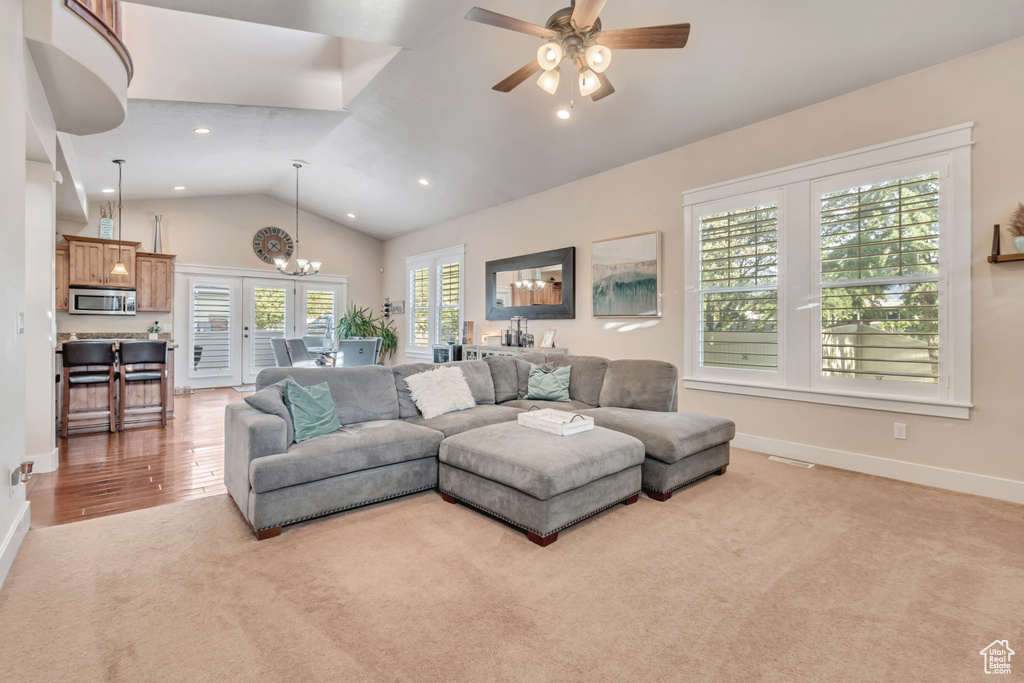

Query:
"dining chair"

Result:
[[286, 339, 326, 368], [270, 337, 292, 367]]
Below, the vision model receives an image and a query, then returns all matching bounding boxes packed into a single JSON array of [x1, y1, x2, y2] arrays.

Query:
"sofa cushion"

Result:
[[546, 354, 608, 407], [284, 380, 341, 442], [248, 420, 444, 494], [394, 360, 496, 418], [244, 377, 294, 445], [439, 421, 645, 501], [255, 366, 400, 425], [483, 356, 519, 403], [598, 359, 678, 412], [404, 404, 522, 438], [526, 364, 570, 401], [513, 356, 553, 399], [576, 407, 735, 464], [500, 399, 593, 412], [404, 366, 477, 419]]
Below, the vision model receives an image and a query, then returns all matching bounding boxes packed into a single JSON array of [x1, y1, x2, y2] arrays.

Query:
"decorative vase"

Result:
[[1015, 235, 1024, 253], [153, 214, 163, 253], [149, 333, 158, 340]]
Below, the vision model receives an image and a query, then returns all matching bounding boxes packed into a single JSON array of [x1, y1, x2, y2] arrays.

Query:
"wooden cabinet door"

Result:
[[136, 255, 174, 312], [104, 243, 136, 288], [68, 240, 106, 287], [55, 245, 69, 310]]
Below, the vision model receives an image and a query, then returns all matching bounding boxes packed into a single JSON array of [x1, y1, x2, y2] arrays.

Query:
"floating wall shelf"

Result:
[[989, 224, 1024, 264]]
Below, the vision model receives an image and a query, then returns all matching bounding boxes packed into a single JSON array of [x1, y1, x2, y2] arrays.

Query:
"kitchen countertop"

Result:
[[56, 332, 176, 351]]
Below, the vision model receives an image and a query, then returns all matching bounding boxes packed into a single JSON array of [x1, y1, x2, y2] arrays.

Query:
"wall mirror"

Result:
[[485, 247, 575, 320]]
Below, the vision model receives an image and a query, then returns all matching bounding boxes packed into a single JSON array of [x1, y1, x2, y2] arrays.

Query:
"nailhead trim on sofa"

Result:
[[255, 484, 436, 531]]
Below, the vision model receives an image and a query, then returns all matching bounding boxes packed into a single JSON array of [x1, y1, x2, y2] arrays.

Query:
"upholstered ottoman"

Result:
[[577, 408, 735, 501], [438, 421, 645, 546]]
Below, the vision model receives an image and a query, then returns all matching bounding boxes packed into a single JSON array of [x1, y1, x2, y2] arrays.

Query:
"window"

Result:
[[699, 197, 780, 374], [405, 245, 465, 358], [683, 125, 972, 418]]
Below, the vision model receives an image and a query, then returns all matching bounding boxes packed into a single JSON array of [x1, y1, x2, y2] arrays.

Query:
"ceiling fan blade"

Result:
[[492, 59, 543, 92], [571, 0, 608, 30], [591, 72, 615, 101], [595, 24, 690, 50], [465, 7, 557, 39]]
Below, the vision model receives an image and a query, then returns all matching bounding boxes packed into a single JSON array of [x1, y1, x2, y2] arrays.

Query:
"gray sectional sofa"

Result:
[[224, 353, 735, 541]]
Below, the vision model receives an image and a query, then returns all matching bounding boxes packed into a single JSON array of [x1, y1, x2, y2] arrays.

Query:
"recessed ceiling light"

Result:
[[347, 213, 356, 219], [174, 186, 186, 191], [418, 178, 429, 186], [193, 127, 211, 134], [557, 109, 571, 120], [101, 188, 115, 193]]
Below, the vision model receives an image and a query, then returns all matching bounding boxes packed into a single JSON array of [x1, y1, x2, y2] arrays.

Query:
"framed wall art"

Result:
[[592, 231, 662, 317]]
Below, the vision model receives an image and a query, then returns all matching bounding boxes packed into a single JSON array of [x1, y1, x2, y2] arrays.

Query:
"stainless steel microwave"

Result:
[[68, 287, 136, 316]]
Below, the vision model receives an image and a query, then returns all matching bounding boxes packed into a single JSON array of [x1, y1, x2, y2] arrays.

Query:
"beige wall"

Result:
[[58, 193, 384, 335], [383, 37, 1024, 485]]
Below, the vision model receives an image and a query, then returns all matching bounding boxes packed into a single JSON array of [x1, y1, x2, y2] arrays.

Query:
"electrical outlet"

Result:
[[894, 423, 907, 440]]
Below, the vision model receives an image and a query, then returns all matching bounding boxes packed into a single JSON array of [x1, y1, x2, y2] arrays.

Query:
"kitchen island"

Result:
[[56, 334, 176, 434]]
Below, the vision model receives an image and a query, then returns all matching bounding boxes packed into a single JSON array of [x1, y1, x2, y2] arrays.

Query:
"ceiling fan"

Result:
[[466, 0, 690, 103]]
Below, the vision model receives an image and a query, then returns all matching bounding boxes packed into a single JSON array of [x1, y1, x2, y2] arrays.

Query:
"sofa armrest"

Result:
[[224, 402, 289, 522]]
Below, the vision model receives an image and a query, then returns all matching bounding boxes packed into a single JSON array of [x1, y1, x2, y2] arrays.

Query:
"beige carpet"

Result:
[[1, 449, 1021, 682]]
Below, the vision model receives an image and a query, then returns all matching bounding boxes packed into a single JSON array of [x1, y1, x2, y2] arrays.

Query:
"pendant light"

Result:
[[275, 163, 320, 276], [110, 159, 128, 276]]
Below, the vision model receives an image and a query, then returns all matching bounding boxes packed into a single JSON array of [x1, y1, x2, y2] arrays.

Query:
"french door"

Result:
[[182, 268, 346, 389]]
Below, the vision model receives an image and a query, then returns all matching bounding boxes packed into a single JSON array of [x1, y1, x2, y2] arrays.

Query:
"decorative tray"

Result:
[[517, 409, 595, 436]]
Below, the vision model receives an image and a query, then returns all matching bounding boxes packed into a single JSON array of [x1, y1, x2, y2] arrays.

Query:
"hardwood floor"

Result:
[[27, 387, 250, 528]]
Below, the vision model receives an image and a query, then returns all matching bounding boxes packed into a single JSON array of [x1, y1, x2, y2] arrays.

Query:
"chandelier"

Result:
[[275, 163, 320, 276]]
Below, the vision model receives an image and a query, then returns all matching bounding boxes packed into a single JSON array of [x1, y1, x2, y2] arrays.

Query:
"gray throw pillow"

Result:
[[244, 377, 295, 445]]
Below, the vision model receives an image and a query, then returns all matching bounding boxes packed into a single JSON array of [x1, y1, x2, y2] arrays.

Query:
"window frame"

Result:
[[405, 245, 465, 359], [693, 188, 787, 386], [682, 124, 972, 419]]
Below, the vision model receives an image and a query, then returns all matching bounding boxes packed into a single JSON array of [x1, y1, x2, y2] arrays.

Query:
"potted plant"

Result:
[[1010, 203, 1024, 253], [334, 305, 398, 364], [147, 322, 162, 340]]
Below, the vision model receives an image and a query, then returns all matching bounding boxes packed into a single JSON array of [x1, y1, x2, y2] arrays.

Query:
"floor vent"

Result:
[[768, 456, 815, 468]]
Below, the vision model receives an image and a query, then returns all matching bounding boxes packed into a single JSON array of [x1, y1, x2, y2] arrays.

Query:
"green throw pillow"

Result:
[[284, 380, 341, 442], [526, 364, 570, 402]]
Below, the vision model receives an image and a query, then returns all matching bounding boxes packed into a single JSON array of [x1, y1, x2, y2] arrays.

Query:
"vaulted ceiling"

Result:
[[67, 0, 1024, 238]]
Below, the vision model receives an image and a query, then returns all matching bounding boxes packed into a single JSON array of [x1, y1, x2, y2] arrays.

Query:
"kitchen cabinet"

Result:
[[64, 235, 139, 289], [136, 252, 175, 312], [55, 244, 69, 311]]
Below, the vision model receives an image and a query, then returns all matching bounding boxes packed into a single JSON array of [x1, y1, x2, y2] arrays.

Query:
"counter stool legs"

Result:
[[108, 365, 117, 433]]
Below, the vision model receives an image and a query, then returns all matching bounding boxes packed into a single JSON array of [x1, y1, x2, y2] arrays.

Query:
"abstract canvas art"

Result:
[[592, 231, 661, 317]]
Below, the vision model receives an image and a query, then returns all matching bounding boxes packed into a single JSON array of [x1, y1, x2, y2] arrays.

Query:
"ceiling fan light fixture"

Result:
[[537, 42, 564, 70], [536, 68, 560, 95], [578, 69, 602, 96], [585, 44, 612, 73]]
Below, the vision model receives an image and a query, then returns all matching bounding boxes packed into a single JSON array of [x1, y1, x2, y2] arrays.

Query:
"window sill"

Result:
[[683, 378, 971, 419]]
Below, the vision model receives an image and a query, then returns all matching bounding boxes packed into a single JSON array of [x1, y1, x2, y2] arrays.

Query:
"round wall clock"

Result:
[[252, 227, 294, 264]]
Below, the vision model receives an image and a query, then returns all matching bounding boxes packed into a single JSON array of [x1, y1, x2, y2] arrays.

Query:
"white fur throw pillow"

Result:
[[404, 366, 476, 419]]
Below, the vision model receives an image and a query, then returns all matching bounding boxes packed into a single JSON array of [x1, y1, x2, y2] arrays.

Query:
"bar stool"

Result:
[[118, 340, 168, 430], [61, 341, 117, 437]]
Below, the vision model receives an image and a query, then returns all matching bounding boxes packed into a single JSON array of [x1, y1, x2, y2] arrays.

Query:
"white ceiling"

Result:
[[67, 0, 1024, 239]]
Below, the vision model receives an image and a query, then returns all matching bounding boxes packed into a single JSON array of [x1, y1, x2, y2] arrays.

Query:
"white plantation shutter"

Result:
[[819, 172, 940, 384], [698, 202, 779, 372], [191, 283, 231, 371], [406, 246, 465, 358]]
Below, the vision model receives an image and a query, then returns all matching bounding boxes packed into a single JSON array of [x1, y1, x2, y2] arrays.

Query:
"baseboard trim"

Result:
[[733, 434, 1024, 505], [0, 501, 31, 589], [27, 446, 58, 473]]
